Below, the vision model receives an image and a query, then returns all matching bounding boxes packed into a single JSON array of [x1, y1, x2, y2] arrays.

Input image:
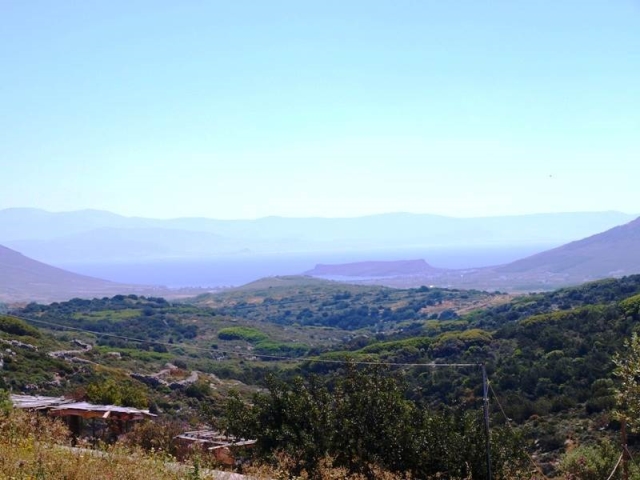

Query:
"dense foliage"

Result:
[[301, 278, 640, 422], [6, 275, 640, 477], [224, 366, 527, 479], [613, 331, 640, 431], [85, 376, 149, 408], [20, 295, 200, 348], [0, 314, 41, 337], [466, 275, 640, 329], [218, 326, 310, 357], [217, 326, 269, 342], [197, 281, 497, 330]]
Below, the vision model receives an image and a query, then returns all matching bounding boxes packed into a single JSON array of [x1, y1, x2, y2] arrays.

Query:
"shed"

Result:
[[174, 430, 256, 465], [10, 394, 155, 439]]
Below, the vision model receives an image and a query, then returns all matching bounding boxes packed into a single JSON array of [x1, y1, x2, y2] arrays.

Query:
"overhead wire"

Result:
[[6, 310, 540, 475], [487, 380, 550, 480], [624, 444, 639, 468]]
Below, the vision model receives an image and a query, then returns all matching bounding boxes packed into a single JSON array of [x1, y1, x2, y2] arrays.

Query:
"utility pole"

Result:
[[622, 418, 629, 480], [482, 364, 492, 480]]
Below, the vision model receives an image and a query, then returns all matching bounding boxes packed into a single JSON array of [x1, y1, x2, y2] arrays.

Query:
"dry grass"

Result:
[[0, 409, 195, 480], [242, 453, 412, 480]]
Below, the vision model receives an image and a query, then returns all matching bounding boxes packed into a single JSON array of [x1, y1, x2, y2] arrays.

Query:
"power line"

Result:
[[7, 311, 499, 477], [488, 380, 549, 480]]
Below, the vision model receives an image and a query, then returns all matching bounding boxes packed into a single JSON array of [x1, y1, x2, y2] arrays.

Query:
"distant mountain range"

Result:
[[306, 215, 640, 291], [2, 208, 640, 301], [0, 208, 635, 265]]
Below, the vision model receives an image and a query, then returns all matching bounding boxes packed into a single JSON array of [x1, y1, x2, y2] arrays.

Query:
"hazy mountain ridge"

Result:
[[5, 227, 244, 263], [0, 208, 635, 265], [2, 208, 639, 298]]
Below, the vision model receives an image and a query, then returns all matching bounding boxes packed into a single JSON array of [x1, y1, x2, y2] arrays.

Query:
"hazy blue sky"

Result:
[[1, 1, 638, 219]]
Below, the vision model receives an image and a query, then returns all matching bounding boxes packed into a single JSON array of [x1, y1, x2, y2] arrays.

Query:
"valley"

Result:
[[3, 0, 639, 475], [3, 273, 640, 477], [3, 212, 640, 477]]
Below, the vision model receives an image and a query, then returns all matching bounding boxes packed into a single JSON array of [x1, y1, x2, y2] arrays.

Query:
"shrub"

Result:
[[0, 315, 41, 337], [218, 326, 268, 343], [0, 389, 12, 415], [0, 408, 195, 479], [86, 377, 149, 408], [122, 419, 185, 457], [559, 439, 633, 480]]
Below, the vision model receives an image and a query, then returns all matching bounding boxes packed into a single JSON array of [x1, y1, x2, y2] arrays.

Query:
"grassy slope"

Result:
[[6, 276, 640, 469], [191, 275, 508, 331], [298, 275, 640, 464], [2, 282, 508, 419]]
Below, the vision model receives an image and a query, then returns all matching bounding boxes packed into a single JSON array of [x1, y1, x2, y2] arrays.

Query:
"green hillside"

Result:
[[192, 276, 506, 331], [4, 276, 640, 477]]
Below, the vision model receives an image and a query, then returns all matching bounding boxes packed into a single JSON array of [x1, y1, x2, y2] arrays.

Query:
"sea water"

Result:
[[57, 245, 553, 288]]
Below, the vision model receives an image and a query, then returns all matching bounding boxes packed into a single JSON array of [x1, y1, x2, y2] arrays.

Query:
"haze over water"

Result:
[[58, 245, 551, 288]]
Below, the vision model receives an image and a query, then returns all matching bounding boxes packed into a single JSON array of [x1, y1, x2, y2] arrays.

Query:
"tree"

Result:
[[223, 366, 526, 479], [613, 332, 640, 429], [329, 366, 415, 476], [224, 374, 333, 475], [611, 332, 640, 480], [86, 377, 148, 409]]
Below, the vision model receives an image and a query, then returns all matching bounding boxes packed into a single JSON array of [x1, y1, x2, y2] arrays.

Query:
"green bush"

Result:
[[86, 377, 149, 408], [0, 389, 12, 415], [224, 367, 528, 479], [559, 440, 633, 480], [217, 326, 268, 343], [0, 315, 41, 337]]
